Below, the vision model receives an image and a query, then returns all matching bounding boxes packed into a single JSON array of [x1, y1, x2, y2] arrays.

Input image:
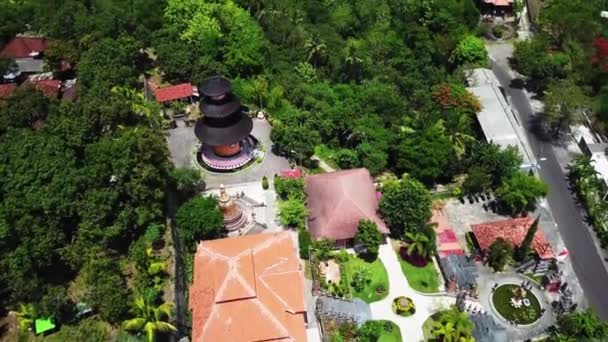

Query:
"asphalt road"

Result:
[[491, 61, 608, 320]]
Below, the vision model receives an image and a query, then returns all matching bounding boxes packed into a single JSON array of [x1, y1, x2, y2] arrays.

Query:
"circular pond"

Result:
[[491, 284, 542, 325]]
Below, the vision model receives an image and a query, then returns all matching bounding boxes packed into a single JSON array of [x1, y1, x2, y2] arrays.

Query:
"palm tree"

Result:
[[404, 231, 431, 259], [304, 35, 327, 68], [122, 297, 176, 342], [431, 321, 457, 342], [14, 303, 36, 332], [439, 306, 474, 338], [458, 336, 475, 342], [111, 86, 161, 128]]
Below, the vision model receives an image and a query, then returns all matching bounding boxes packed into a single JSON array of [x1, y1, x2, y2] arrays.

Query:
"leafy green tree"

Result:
[[335, 148, 360, 169], [278, 197, 308, 228], [122, 297, 176, 342], [169, 167, 204, 197], [355, 219, 382, 258], [271, 122, 321, 165], [176, 196, 224, 251], [39, 286, 76, 324], [511, 39, 570, 89], [496, 172, 548, 215], [462, 166, 492, 196], [379, 176, 432, 237], [14, 303, 37, 332], [516, 216, 540, 261], [468, 142, 523, 187], [274, 176, 305, 200], [312, 238, 334, 261], [487, 238, 513, 272], [449, 35, 487, 67], [356, 143, 388, 176], [82, 257, 130, 323], [543, 78, 590, 135], [396, 123, 456, 184], [0, 86, 52, 133], [44, 319, 111, 342], [351, 268, 371, 292], [357, 320, 382, 341], [552, 309, 608, 341]]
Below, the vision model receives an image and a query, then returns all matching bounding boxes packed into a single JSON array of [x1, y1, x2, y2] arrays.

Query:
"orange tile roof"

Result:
[[471, 217, 554, 259], [189, 232, 307, 342], [305, 168, 389, 241]]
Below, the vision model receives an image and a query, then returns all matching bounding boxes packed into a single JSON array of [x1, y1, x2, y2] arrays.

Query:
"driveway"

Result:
[[370, 242, 455, 342]]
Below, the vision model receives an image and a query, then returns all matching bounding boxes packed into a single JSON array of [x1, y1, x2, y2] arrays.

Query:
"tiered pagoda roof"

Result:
[[194, 76, 252, 146]]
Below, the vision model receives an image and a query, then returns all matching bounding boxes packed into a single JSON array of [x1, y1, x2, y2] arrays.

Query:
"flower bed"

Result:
[[492, 284, 541, 325], [392, 297, 415, 317]]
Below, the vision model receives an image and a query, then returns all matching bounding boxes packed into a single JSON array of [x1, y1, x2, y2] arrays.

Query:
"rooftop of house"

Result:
[[189, 232, 306, 342], [152, 82, 193, 103], [467, 68, 535, 170], [471, 217, 554, 259], [24, 79, 61, 98], [484, 0, 513, 6], [0, 83, 17, 100], [2, 36, 48, 59], [439, 254, 478, 290], [305, 168, 389, 241]]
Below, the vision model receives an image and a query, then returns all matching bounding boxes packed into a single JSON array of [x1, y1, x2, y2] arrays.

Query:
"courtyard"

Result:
[[165, 117, 290, 189]]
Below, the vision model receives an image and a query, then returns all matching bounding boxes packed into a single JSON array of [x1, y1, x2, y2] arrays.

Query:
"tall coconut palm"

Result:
[[439, 306, 474, 338], [111, 86, 161, 128], [304, 35, 327, 68], [122, 297, 176, 342], [404, 231, 431, 259]]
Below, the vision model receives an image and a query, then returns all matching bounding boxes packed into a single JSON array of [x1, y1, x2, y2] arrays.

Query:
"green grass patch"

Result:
[[492, 284, 541, 324], [342, 255, 389, 303], [376, 320, 402, 342], [396, 252, 440, 293]]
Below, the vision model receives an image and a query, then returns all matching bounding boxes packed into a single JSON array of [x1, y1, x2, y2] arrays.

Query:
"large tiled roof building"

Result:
[[189, 232, 307, 342], [305, 168, 389, 247]]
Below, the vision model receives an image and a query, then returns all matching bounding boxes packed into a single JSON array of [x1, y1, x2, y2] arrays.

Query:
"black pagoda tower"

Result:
[[195, 76, 253, 162]]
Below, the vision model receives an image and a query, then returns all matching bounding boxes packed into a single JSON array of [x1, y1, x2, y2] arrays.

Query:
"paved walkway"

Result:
[[370, 242, 456, 342]]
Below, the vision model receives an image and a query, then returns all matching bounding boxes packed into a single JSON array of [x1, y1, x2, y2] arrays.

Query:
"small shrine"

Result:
[[216, 184, 266, 236]]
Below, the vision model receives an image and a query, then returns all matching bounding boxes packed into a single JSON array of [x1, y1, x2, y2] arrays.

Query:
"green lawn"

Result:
[[397, 253, 440, 293], [376, 320, 402, 342], [342, 255, 389, 303], [492, 284, 541, 324]]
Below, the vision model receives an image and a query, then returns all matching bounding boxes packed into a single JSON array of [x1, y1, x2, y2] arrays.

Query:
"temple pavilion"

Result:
[[194, 76, 257, 171]]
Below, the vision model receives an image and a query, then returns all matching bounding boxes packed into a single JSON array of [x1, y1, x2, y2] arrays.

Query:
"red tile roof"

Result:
[[153, 83, 193, 102], [24, 80, 61, 98], [305, 168, 389, 241], [1, 37, 48, 59], [280, 168, 302, 178], [0, 84, 17, 100], [189, 232, 306, 342], [471, 217, 554, 259]]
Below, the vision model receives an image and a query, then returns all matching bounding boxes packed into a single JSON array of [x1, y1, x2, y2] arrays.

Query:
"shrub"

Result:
[[392, 296, 415, 316], [351, 268, 371, 292], [261, 176, 269, 190], [335, 148, 360, 169], [298, 228, 311, 259]]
